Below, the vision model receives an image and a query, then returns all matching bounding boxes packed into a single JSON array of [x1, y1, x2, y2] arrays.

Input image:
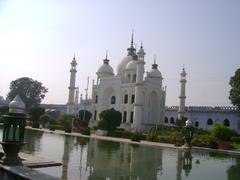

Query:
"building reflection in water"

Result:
[[86, 140, 163, 180], [23, 129, 43, 153], [176, 149, 193, 180], [182, 149, 192, 176], [19, 129, 240, 180], [61, 135, 75, 180], [227, 155, 240, 180]]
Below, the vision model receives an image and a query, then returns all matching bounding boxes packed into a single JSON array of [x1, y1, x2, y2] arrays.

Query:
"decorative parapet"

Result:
[[166, 106, 237, 112]]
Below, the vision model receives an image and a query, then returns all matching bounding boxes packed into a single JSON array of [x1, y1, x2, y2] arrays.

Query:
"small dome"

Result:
[[125, 60, 137, 71], [148, 69, 162, 78], [97, 55, 114, 76], [137, 45, 145, 56], [9, 95, 25, 114], [117, 55, 134, 74], [97, 64, 114, 76], [181, 67, 187, 76]]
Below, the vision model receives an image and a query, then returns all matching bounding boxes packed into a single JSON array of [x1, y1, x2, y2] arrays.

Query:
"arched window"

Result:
[[95, 95, 98, 104], [123, 111, 127, 123], [132, 74, 136, 83], [207, 118, 213, 125], [195, 121, 199, 127], [94, 110, 97, 120], [127, 74, 131, 83], [131, 95, 135, 104], [111, 96, 116, 104], [165, 117, 168, 123], [170, 117, 175, 124], [130, 112, 134, 123], [124, 94, 128, 104], [223, 119, 230, 127]]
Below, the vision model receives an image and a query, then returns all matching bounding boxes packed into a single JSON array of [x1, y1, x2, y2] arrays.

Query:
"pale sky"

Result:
[[0, 0, 239, 106]]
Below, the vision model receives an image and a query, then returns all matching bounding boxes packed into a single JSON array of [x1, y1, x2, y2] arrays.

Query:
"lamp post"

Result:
[[183, 119, 193, 148], [0, 95, 27, 165]]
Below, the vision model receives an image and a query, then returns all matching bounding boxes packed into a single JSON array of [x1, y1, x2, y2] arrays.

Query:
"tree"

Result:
[[0, 106, 9, 123], [75, 110, 92, 130], [78, 110, 92, 122], [176, 116, 187, 127], [229, 68, 240, 112], [7, 77, 48, 111], [57, 114, 76, 132], [29, 107, 45, 128], [98, 108, 122, 131]]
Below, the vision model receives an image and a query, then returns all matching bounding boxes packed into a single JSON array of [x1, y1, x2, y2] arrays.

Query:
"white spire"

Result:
[[67, 55, 77, 114], [178, 66, 187, 119]]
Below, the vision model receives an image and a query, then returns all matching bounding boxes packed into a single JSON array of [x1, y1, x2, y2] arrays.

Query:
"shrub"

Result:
[[65, 128, 72, 133], [121, 130, 133, 139], [57, 114, 75, 131], [208, 140, 218, 149], [98, 108, 122, 131], [211, 124, 235, 141], [174, 137, 184, 146], [131, 132, 142, 142], [48, 124, 64, 131], [231, 137, 240, 144], [81, 127, 91, 136], [147, 129, 159, 142], [191, 134, 218, 149], [109, 130, 123, 138], [158, 135, 175, 144]]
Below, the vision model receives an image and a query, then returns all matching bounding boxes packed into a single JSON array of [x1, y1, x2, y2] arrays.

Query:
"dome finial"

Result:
[[103, 50, 109, 65], [106, 50, 108, 59], [127, 30, 136, 56], [152, 55, 158, 69], [131, 29, 134, 47], [140, 41, 143, 49]]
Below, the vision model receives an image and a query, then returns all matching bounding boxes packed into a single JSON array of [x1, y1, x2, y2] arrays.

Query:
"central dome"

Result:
[[97, 64, 114, 75], [117, 55, 134, 74], [125, 60, 137, 71]]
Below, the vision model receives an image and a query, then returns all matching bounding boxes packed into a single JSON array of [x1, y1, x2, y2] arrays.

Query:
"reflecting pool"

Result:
[[1, 128, 240, 180]]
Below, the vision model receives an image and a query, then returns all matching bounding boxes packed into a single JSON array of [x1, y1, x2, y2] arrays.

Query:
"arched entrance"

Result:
[[148, 91, 158, 124]]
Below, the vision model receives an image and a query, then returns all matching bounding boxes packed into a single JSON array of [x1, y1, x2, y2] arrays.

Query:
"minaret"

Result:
[[178, 66, 187, 119], [74, 87, 79, 112], [133, 42, 145, 131], [67, 55, 77, 115]]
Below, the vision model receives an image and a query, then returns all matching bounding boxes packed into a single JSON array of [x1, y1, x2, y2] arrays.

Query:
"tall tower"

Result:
[[67, 55, 77, 115], [178, 66, 187, 119], [74, 87, 79, 112], [133, 43, 145, 131]]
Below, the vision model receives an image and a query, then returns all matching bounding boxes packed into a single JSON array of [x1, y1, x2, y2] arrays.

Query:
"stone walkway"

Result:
[[26, 126, 240, 155]]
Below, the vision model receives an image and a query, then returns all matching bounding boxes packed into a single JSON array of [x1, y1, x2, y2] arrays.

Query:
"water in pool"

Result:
[[1, 128, 240, 180]]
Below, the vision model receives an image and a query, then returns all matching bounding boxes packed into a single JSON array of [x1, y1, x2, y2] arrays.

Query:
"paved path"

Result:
[[26, 126, 240, 155]]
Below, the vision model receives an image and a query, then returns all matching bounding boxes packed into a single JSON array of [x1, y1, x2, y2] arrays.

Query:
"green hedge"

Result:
[[231, 136, 240, 144], [131, 132, 142, 142], [81, 127, 91, 136], [48, 124, 64, 131], [211, 124, 235, 141], [192, 134, 218, 148]]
